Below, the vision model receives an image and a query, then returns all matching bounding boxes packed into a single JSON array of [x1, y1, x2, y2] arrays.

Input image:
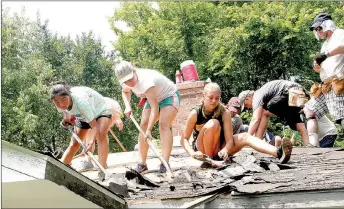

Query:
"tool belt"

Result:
[[288, 86, 309, 107], [310, 74, 344, 98]]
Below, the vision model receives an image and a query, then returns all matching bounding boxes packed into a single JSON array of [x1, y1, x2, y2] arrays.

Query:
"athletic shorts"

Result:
[[145, 90, 181, 110], [264, 91, 303, 131], [76, 114, 112, 129]]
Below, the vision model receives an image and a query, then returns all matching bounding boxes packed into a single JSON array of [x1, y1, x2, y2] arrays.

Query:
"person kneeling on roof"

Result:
[[180, 82, 293, 167], [238, 80, 310, 146]]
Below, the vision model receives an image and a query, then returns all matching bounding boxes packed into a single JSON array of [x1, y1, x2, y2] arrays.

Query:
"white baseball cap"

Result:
[[114, 61, 135, 85]]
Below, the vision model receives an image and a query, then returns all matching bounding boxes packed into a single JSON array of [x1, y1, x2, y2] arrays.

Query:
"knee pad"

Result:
[[302, 116, 316, 129], [306, 116, 316, 121]]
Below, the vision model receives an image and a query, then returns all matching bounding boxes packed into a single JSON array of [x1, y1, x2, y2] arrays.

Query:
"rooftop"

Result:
[[72, 145, 344, 207]]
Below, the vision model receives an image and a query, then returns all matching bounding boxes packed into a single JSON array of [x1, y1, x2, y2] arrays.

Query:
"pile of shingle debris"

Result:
[[107, 151, 298, 201]]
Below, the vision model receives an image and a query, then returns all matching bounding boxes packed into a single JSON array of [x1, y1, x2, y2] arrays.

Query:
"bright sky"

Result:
[[2, 1, 129, 52]]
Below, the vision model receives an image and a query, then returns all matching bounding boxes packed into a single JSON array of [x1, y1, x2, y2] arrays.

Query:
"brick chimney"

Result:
[[172, 81, 206, 137]]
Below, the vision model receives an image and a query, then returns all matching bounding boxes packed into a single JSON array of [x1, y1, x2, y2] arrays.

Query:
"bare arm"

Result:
[[122, 85, 132, 117], [222, 109, 234, 150], [85, 119, 100, 151], [61, 112, 72, 128], [112, 107, 123, 131], [180, 110, 199, 156], [144, 86, 159, 135], [248, 106, 263, 136]]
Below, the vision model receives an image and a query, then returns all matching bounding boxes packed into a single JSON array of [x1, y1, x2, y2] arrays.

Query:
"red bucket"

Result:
[[180, 60, 199, 82]]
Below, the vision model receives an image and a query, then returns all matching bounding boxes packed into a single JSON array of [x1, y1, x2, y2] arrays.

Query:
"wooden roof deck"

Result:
[[73, 146, 344, 207]]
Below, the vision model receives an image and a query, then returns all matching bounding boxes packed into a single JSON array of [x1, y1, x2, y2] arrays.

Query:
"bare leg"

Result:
[[85, 127, 97, 164], [196, 119, 222, 158], [61, 127, 89, 165], [274, 136, 282, 147], [303, 106, 319, 146], [138, 108, 159, 164], [159, 106, 178, 162], [96, 117, 115, 168], [227, 133, 278, 157]]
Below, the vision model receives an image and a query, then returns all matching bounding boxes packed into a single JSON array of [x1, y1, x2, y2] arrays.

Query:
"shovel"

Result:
[[61, 123, 130, 197], [62, 124, 110, 179], [129, 115, 174, 179]]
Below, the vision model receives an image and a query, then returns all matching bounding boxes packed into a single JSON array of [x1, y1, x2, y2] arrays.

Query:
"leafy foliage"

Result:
[[110, 1, 344, 146], [2, 2, 344, 153], [1, 8, 140, 152]]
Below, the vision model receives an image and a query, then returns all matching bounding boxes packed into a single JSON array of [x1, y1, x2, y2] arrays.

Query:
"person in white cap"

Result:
[[238, 80, 310, 146], [114, 61, 180, 173], [303, 12, 344, 147]]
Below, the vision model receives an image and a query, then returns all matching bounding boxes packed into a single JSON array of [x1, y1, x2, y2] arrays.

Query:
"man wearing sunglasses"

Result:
[[303, 12, 344, 146]]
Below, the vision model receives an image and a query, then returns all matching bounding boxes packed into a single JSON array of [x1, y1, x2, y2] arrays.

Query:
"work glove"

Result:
[[60, 115, 76, 129], [137, 97, 147, 107], [314, 52, 328, 65]]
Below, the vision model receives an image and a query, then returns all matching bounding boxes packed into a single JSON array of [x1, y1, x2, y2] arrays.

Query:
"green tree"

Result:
[[109, 1, 344, 147], [1, 7, 140, 153]]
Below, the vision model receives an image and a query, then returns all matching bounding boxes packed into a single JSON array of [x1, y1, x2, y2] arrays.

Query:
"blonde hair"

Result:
[[201, 82, 226, 119]]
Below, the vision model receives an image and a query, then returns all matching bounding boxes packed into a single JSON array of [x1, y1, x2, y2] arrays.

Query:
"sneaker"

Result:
[[306, 143, 319, 148], [79, 160, 94, 172], [135, 163, 148, 173], [159, 162, 171, 173], [277, 137, 293, 164]]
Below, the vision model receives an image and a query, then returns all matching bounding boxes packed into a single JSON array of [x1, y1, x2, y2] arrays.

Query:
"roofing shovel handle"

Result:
[[129, 115, 174, 177], [65, 126, 109, 176]]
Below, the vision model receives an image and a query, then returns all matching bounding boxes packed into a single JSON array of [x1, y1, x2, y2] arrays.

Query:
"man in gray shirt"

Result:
[[238, 80, 310, 146]]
